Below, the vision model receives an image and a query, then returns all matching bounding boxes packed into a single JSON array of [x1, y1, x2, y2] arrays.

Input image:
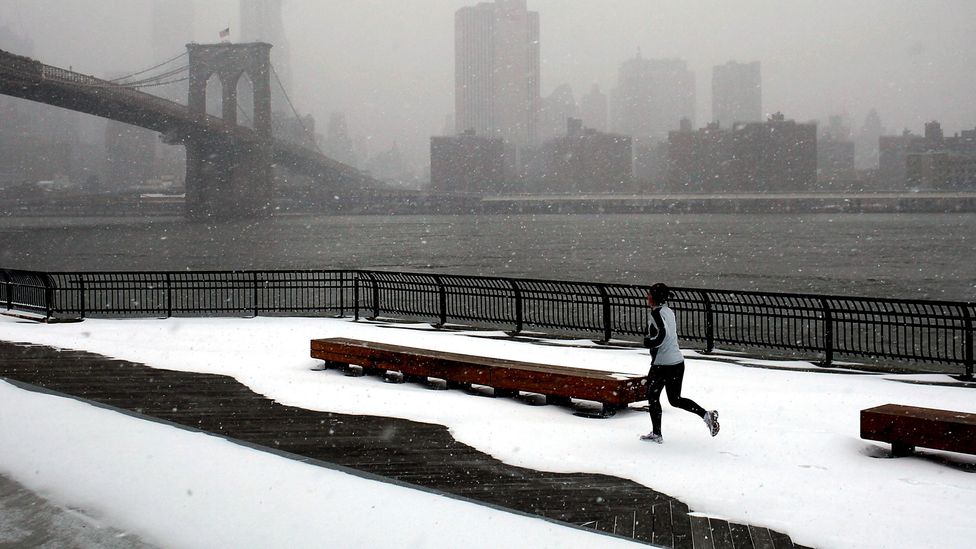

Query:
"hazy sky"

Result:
[[2, 0, 975, 167]]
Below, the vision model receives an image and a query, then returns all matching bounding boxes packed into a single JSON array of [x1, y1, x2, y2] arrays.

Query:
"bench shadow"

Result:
[[860, 443, 976, 472]]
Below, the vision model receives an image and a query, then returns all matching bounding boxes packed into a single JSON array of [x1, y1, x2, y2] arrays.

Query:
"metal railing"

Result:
[[1, 268, 972, 378]]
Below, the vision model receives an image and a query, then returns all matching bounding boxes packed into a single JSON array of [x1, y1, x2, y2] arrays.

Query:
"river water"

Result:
[[0, 212, 973, 301]]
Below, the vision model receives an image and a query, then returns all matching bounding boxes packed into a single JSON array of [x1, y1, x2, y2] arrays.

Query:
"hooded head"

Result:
[[648, 283, 671, 306]]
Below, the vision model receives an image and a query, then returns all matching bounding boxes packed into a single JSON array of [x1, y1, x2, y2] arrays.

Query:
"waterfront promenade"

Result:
[[1, 315, 974, 548]]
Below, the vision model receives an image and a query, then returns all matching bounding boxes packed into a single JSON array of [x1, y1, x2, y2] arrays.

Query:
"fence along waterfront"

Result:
[[1, 268, 972, 378]]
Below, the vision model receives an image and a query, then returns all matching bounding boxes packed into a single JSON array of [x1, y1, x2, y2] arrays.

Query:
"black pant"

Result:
[[647, 362, 706, 435]]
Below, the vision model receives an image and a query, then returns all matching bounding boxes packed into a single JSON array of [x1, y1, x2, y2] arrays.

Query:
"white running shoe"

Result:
[[640, 432, 663, 444], [704, 410, 720, 437]]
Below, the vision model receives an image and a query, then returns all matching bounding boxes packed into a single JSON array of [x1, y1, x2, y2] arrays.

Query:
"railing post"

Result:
[[42, 273, 54, 321], [1, 270, 11, 310], [252, 272, 260, 317], [963, 305, 974, 380], [434, 275, 447, 327], [509, 278, 523, 334], [598, 285, 612, 342], [368, 272, 379, 319], [78, 275, 86, 319], [338, 271, 345, 317], [353, 272, 361, 320], [166, 273, 173, 318], [820, 297, 833, 367], [702, 290, 714, 354]]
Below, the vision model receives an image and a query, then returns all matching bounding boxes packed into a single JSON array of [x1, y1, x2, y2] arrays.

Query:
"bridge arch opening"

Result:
[[235, 72, 255, 130], [204, 74, 223, 119]]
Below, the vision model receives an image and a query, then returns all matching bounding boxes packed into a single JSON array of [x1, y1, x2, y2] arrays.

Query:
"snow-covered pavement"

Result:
[[1, 315, 974, 548]]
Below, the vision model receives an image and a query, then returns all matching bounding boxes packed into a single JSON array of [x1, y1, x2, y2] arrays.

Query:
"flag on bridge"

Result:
[[219, 28, 230, 41]]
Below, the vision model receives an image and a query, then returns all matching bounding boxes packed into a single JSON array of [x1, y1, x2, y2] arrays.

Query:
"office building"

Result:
[[667, 113, 817, 192], [610, 54, 695, 144], [712, 61, 761, 127], [580, 84, 608, 133], [430, 130, 507, 194], [537, 118, 632, 193], [455, 0, 540, 147]]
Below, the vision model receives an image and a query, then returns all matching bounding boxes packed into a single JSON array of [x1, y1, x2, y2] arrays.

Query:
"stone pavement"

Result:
[[0, 340, 808, 549], [0, 473, 156, 549]]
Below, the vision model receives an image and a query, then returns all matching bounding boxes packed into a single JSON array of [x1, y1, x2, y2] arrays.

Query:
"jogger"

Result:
[[640, 283, 720, 443]]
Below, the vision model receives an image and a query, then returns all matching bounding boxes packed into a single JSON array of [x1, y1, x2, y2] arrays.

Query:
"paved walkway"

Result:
[[0, 473, 156, 548], [0, 340, 807, 549]]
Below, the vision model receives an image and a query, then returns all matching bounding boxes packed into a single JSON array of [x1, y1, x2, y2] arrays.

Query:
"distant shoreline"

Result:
[[2, 191, 976, 217]]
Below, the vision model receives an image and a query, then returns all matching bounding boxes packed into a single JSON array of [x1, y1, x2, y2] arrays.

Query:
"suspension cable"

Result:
[[110, 51, 188, 82], [270, 64, 323, 153]]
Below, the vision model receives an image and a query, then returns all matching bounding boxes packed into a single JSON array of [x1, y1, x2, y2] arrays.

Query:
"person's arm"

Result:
[[646, 307, 668, 349]]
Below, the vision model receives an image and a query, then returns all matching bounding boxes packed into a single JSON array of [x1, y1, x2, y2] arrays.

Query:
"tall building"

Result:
[[536, 118, 632, 193], [817, 116, 855, 186], [855, 109, 884, 170], [539, 84, 578, 143], [711, 61, 762, 127], [324, 113, 356, 167], [240, 0, 292, 112], [430, 130, 507, 194], [455, 0, 540, 148], [610, 54, 695, 145], [580, 84, 608, 133], [905, 122, 976, 191], [667, 113, 817, 193]]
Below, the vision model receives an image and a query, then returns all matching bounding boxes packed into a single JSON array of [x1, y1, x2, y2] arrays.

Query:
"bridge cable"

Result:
[[109, 51, 188, 83], [270, 63, 323, 154]]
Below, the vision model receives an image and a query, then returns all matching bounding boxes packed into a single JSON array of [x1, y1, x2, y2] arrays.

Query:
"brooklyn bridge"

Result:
[[0, 43, 378, 220]]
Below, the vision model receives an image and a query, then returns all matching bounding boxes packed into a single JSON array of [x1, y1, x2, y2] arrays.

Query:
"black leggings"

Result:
[[647, 362, 706, 435]]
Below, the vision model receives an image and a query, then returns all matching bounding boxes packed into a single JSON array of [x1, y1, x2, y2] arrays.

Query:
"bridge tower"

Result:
[[185, 42, 274, 220]]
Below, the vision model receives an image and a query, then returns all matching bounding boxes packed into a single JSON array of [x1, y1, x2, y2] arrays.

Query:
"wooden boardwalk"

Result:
[[0, 340, 809, 548]]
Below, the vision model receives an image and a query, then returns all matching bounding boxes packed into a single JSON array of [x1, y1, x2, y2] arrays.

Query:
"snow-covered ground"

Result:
[[1, 315, 974, 549]]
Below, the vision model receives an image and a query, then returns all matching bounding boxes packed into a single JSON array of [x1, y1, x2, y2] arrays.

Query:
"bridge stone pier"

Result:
[[185, 43, 274, 221]]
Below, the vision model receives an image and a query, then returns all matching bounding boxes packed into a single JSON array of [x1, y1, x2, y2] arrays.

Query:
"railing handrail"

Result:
[[2, 267, 973, 379]]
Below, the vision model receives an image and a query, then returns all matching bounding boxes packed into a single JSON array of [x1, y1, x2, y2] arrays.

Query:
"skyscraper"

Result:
[[580, 84, 608, 133], [711, 61, 762, 127], [610, 54, 695, 145], [455, 0, 540, 148], [240, 0, 292, 111]]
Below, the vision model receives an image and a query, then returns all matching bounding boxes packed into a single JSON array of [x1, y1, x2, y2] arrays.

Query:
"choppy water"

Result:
[[0, 212, 973, 301]]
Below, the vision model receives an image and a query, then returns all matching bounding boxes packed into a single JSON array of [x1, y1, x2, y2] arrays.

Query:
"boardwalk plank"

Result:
[[652, 501, 673, 547], [729, 523, 755, 549], [671, 502, 694, 549], [690, 515, 715, 549], [709, 519, 735, 549], [633, 506, 655, 543], [750, 526, 776, 549]]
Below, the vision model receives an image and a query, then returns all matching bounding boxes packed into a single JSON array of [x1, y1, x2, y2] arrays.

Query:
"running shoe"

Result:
[[640, 432, 663, 444], [704, 410, 720, 437]]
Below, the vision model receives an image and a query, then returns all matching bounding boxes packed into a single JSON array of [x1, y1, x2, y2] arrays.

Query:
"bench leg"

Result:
[[546, 395, 573, 407], [446, 380, 471, 391], [382, 371, 405, 384], [403, 374, 427, 384], [891, 442, 915, 457], [318, 360, 345, 370], [493, 388, 518, 398]]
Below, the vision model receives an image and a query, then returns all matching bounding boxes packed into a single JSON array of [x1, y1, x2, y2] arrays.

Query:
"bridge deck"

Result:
[[0, 340, 807, 548]]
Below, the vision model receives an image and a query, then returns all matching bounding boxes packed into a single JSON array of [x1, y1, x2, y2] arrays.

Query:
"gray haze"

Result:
[[2, 0, 974, 169]]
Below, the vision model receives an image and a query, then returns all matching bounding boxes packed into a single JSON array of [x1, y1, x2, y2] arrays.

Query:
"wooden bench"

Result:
[[860, 404, 976, 457], [310, 337, 648, 416]]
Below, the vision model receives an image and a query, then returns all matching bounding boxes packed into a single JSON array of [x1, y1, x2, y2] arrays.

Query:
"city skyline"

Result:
[[1, 0, 975, 170]]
